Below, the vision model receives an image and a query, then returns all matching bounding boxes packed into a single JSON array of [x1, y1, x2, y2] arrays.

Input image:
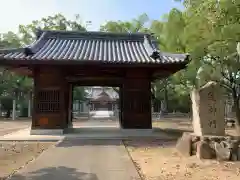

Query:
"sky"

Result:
[[0, 0, 183, 33]]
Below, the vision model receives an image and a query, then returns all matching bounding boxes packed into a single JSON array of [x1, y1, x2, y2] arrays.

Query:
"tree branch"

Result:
[[221, 71, 231, 82]]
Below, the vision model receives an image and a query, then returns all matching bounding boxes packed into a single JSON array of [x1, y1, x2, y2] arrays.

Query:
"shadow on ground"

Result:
[[56, 128, 192, 148], [9, 166, 98, 180], [124, 128, 193, 148], [123, 139, 178, 148], [56, 138, 179, 148], [155, 128, 192, 138], [56, 139, 123, 147]]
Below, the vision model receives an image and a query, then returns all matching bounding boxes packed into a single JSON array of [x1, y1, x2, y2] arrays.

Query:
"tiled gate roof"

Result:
[[0, 30, 189, 64]]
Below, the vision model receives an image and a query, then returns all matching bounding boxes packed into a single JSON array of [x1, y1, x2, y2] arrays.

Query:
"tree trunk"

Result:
[[28, 98, 31, 117], [232, 91, 240, 135], [161, 85, 168, 114], [12, 99, 16, 120], [164, 86, 168, 112], [234, 100, 240, 134], [189, 99, 193, 120]]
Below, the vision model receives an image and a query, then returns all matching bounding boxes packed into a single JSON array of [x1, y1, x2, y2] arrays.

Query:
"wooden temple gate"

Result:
[[0, 30, 189, 134]]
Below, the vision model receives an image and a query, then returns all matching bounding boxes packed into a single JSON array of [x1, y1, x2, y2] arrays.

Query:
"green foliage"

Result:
[[18, 13, 86, 45], [0, 96, 13, 111], [174, 0, 240, 131], [73, 87, 87, 101], [0, 96, 13, 117], [100, 1, 240, 116], [100, 13, 150, 33]]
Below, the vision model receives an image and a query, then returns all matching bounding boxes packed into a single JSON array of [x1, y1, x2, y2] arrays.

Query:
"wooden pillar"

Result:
[[31, 67, 69, 133], [121, 70, 152, 129], [64, 83, 73, 128]]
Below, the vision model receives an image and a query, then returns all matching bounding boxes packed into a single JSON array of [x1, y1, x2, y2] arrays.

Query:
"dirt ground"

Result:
[[124, 118, 239, 180], [0, 117, 239, 180], [0, 119, 30, 136], [152, 118, 237, 136], [0, 141, 55, 180], [125, 139, 240, 180]]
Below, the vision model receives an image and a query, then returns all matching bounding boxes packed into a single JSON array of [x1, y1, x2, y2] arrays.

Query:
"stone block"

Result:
[[191, 81, 225, 136], [214, 142, 231, 161], [176, 133, 240, 161], [176, 132, 192, 157], [238, 146, 240, 160], [196, 141, 215, 159]]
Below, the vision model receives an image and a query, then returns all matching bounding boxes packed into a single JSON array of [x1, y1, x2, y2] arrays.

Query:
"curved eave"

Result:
[[24, 31, 48, 55], [0, 31, 47, 56], [0, 55, 190, 67], [0, 29, 190, 68]]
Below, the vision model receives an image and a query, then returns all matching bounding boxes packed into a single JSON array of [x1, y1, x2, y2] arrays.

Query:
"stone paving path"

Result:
[[9, 139, 141, 180]]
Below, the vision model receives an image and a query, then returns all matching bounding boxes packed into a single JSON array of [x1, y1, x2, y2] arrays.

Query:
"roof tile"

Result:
[[0, 30, 189, 64]]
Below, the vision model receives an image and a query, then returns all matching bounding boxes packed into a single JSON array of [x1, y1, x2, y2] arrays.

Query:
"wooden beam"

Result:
[[66, 76, 122, 81], [72, 80, 121, 87], [64, 68, 124, 78]]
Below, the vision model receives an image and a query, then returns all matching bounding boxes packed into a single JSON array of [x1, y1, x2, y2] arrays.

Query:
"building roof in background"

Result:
[[86, 87, 118, 100]]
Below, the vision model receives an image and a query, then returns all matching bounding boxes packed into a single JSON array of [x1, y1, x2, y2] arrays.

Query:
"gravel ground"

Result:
[[0, 141, 55, 180], [124, 139, 240, 180], [124, 118, 239, 180], [0, 120, 30, 136]]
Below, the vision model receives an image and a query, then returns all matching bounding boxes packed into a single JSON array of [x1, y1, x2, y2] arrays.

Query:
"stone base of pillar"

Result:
[[120, 117, 152, 129], [30, 129, 64, 135]]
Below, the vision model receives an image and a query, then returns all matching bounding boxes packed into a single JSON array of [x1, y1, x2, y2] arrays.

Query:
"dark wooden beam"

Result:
[[151, 64, 187, 80], [2, 61, 187, 81], [65, 75, 122, 80], [71, 79, 122, 87]]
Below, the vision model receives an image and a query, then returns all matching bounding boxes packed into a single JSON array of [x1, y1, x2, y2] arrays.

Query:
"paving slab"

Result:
[[0, 127, 177, 141], [9, 139, 141, 180]]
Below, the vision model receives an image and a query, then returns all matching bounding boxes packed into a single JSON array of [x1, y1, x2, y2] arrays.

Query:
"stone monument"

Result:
[[176, 81, 240, 161], [191, 81, 225, 136]]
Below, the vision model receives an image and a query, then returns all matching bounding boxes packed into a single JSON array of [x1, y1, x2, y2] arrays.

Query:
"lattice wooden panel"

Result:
[[37, 90, 60, 113]]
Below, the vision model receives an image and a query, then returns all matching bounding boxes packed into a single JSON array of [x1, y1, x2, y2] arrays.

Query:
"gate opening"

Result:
[[71, 86, 121, 130]]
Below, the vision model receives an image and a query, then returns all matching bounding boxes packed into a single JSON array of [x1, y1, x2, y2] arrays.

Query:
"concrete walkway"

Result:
[[9, 139, 141, 180]]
